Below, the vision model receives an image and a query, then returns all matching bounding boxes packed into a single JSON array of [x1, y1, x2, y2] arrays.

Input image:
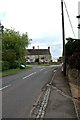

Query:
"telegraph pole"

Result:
[[76, 15, 80, 29], [38, 46, 39, 64], [61, 0, 66, 76], [77, 1, 80, 38], [0, 22, 4, 39]]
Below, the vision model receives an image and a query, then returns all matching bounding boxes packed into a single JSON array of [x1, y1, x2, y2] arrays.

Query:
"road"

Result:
[[2, 65, 59, 118]]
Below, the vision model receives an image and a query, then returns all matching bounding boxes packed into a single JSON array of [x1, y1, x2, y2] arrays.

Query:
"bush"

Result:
[[11, 60, 20, 69], [2, 60, 20, 70], [2, 61, 10, 71]]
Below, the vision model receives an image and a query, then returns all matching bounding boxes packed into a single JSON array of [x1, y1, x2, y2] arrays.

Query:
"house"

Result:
[[26, 46, 52, 63], [57, 57, 63, 63]]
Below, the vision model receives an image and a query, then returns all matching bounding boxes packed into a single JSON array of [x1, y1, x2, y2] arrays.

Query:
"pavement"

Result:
[[44, 67, 79, 119]]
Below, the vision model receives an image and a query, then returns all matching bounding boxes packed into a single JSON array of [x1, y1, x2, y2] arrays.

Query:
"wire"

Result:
[[63, 0, 76, 38], [28, 44, 62, 47]]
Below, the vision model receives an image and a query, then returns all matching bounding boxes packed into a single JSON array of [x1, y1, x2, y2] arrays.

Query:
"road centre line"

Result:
[[0, 84, 11, 91], [40, 68, 45, 71], [23, 72, 37, 79], [23, 68, 46, 79]]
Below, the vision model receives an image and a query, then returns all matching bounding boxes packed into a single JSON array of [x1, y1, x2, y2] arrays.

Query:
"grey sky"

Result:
[[0, 0, 79, 60]]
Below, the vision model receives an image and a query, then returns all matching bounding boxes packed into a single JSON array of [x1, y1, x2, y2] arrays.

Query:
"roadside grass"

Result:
[[1, 66, 32, 77], [27, 63, 50, 66], [52, 62, 61, 65], [38, 63, 61, 67], [38, 64, 50, 66], [38, 63, 61, 66]]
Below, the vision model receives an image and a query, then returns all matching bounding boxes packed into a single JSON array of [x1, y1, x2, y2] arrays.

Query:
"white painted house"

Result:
[[26, 46, 52, 63]]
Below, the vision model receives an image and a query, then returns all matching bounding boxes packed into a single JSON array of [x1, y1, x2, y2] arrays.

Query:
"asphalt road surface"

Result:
[[2, 65, 59, 118]]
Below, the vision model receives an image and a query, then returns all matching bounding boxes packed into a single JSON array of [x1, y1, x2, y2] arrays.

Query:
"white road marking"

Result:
[[0, 84, 11, 91], [23, 72, 37, 79], [40, 68, 45, 71]]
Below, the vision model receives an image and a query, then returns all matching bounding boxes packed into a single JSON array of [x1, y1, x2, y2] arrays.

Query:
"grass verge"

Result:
[[37, 64, 50, 66], [1, 66, 32, 77]]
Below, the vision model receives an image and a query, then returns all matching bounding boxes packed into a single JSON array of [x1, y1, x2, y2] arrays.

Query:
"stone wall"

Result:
[[67, 68, 80, 118], [67, 68, 80, 86]]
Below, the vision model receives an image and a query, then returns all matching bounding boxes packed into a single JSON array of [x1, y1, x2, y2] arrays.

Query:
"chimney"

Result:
[[48, 47, 50, 51], [33, 46, 35, 49]]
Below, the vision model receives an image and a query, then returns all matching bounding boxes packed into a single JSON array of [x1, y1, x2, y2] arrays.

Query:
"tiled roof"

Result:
[[27, 49, 51, 55]]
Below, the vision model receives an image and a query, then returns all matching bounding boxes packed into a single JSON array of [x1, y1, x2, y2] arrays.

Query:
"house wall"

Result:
[[39, 55, 51, 63], [26, 55, 51, 63]]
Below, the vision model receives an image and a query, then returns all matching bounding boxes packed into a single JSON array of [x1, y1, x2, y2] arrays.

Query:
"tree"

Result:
[[65, 37, 80, 69], [2, 28, 31, 70]]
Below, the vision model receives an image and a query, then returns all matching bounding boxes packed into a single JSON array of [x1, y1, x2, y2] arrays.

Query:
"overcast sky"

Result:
[[0, 0, 79, 60]]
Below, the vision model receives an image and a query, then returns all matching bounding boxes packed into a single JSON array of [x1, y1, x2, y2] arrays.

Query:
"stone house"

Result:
[[26, 46, 52, 63]]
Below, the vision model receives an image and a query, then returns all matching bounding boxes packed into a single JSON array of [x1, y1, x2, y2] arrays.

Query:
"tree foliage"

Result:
[[65, 38, 80, 69], [2, 28, 31, 70]]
